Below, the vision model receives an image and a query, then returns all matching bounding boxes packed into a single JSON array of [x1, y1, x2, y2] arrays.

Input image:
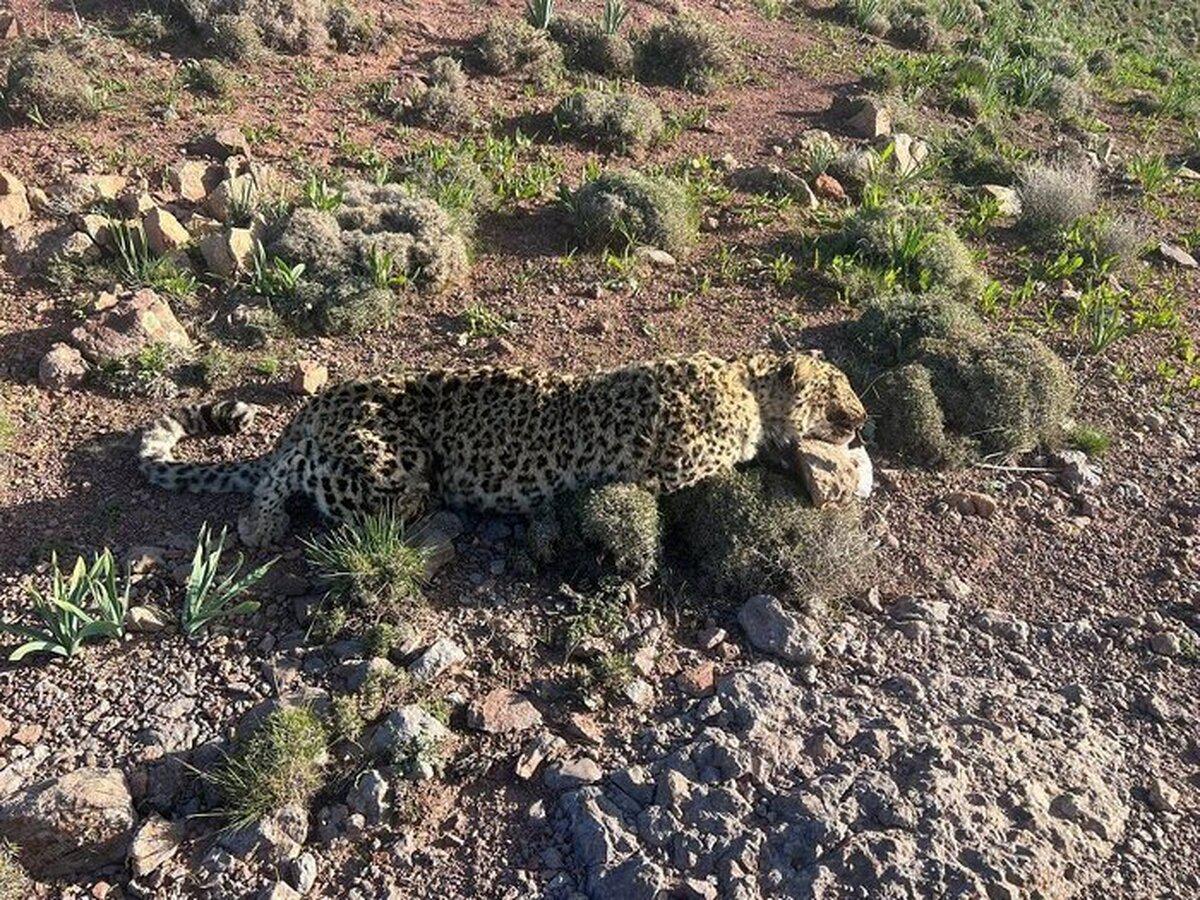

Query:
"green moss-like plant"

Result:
[[554, 90, 664, 153], [848, 293, 1075, 465], [265, 181, 470, 332], [475, 18, 563, 78], [664, 468, 874, 604], [577, 482, 662, 583], [570, 169, 697, 255], [548, 14, 634, 76], [4, 48, 97, 122], [832, 203, 984, 302], [635, 14, 734, 94]]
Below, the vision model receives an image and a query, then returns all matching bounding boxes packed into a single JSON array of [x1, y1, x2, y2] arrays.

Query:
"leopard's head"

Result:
[[745, 351, 867, 449]]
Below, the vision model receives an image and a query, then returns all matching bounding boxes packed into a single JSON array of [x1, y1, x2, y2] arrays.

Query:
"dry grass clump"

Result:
[[549, 14, 635, 76], [576, 483, 662, 584], [3, 47, 97, 122], [848, 293, 1075, 465], [409, 56, 476, 131], [635, 14, 734, 94], [1017, 160, 1098, 235], [182, 57, 235, 96], [475, 18, 563, 79], [208, 13, 264, 61], [265, 180, 470, 332], [181, 0, 331, 54], [889, 10, 944, 51], [0, 841, 30, 898], [327, 0, 379, 53], [554, 90, 664, 153], [833, 203, 984, 301], [663, 468, 874, 604], [569, 169, 697, 255], [303, 507, 431, 624], [209, 706, 328, 828]]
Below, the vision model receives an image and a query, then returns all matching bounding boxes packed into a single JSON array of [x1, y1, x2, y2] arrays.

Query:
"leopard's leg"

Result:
[[237, 450, 301, 547]]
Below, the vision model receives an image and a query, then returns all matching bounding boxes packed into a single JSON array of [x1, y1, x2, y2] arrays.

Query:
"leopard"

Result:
[[138, 350, 867, 547]]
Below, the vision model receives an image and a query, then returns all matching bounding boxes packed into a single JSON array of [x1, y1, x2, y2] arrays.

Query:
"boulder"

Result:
[[367, 706, 449, 762], [192, 127, 250, 160], [407, 637, 465, 682], [839, 96, 891, 138], [288, 360, 328, 395], [142, 207, 190, 255], [165, 160, 223, 203], [796, 439, 872, 507], [0, 767, 136, 879], [206, 174, 257, 223], [128, 814, 182, 876], [0, 168, 31, 230], [813, 172, 847, 202], [69, 288, 191, 363], [737, 594, 824, 665], [38, 342, 87, 391], [199, 226, 255, 278]]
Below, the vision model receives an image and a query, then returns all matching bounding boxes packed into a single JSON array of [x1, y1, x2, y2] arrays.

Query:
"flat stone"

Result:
[[1158, 242, 1198, 268], [466, 688, 543, 734], [677, 661, 716, 697], [515, 732, 566, 780], [129, 814, 183, 876], [289, 361, 328, 395], [737, 594, 824, 665], [543, 757, 603, 791], [840, 96, 891, 138], [982, 184, 1021, 216], [407, 637, 465, 682]]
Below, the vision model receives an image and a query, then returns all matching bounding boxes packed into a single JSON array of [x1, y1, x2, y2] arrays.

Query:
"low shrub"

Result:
[[327, 0, 378, 52], [182, 58, 235, 97], [847, 292, 1075, 465], [475, 18, 563, 79], [409, 56, 476, 131], [636, 14, 734, 94], [180, 0, 330, 54], [569, 169, 697, 255], [208, 13, 264, 61], [554, 90, 663, 153], [548, 14, 635, 76], [889, 11, 944, 51], [3, 47, 97, 123], [264, 180, 471, 331], [1017, 160, 1097, 235], [831, 203, 984, 301], [663, 468, 874, 604], [576, 483, 661, 583], [0, 840, 29, 897], [209, 706, 328, 828]]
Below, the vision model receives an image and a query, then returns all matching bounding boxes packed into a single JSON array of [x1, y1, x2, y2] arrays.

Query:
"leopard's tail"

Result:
[[139, 400, 269, 494]]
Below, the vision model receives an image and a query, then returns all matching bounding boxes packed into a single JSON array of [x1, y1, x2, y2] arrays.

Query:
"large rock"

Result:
[[367, 706, 449, 762], [407, 637, 466, 682], [737, 594, 824, 665], [199, 226, 255, 278], [0, 767, 136, 878], [38, 342, 87, 391], [165, 159, 223, 202], [206, 174, 257, 223], [142, 207, 190, 255], [69, 288, 191, 363], [0, 168, 31, 230], [796, 439, 872, 507], [839, 96, 891, 138], [128, 814, 183, 876]]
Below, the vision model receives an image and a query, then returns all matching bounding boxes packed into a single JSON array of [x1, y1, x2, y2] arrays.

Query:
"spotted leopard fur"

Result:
[[139, 351, 866, 546]]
